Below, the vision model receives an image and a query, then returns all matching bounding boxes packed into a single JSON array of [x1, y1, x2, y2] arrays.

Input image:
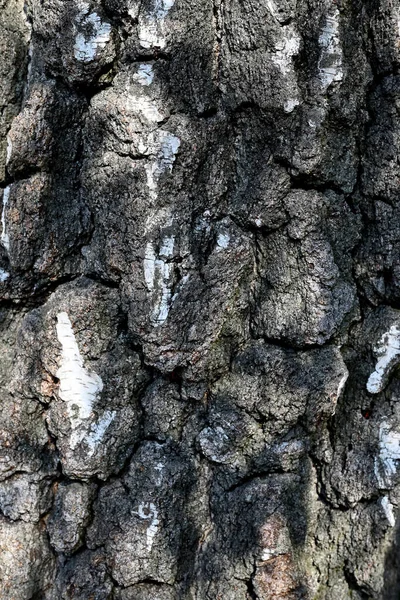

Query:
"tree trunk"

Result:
[[0, 0, 400, 598]]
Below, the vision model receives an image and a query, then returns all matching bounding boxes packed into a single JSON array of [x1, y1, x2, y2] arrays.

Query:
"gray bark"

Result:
[[0, 0, 399, 598]]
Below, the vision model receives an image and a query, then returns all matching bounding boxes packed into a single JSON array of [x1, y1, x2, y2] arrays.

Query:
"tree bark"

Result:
[[0, 0, 400, 598]]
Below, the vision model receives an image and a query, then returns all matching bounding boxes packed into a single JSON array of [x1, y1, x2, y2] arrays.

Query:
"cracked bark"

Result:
[[1, 0, 400, 598]]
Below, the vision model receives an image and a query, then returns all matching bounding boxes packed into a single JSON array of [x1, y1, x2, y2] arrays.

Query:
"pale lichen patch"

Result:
[[216, 231, 230, 250], [199, 425, 231, 464], [0, 269, 9, 282], [271, 439, 305, 455]]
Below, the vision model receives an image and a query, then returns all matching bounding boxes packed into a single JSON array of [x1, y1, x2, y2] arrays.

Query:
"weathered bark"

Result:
[[1, 0, 400, 598]]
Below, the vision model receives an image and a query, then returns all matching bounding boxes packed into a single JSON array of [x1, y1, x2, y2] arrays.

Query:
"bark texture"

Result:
[[1, 0, 400, 598]]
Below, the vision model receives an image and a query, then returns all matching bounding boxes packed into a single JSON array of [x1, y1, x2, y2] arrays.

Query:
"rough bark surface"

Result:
[[1, 0, 400, 598]]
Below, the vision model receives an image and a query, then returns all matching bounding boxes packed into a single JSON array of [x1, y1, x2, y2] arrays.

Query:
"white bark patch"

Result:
[[26, 43, 33, 86], [261, 549, 275, 560], [266, 0, 278, 19], [144, 232, 176, 326], [145, 132, 181, 202], [138, 0, 175, 49], [144, 208, 173, 236], [127, 95, 164, 124], [86, 410, 116, 456], [159, 133, 181, 170], [134, 64, 154, 86], [375, 421, 400, 489], [270, 25, 301, 111], [367, 325, 400, 394], [1, 186, 11, 253], [144, 243, 157, 291], [56, 312, 103, 446], [153, 260, 172, 325], [74, 3, 111, 63], [127, 75, 180, 202], [154, 461, 165, 486], [148, 245, 172, 323], [381, 495, 396, 527], [134, 90, 180, 325], [0, 269, 9, 282], [271, 25, 301, 76], [284, 98, 300, 113], [69, 409, 116, 455], [266, 0, 292, 24], [336, 371, 349, 400], [136, 502, 160, 551], [144, 163, 158, 202], [159, 234, 175, 258], [6, 135, 12, 165], [318, 8, 343, 90], [171, 273, 190, 304]]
